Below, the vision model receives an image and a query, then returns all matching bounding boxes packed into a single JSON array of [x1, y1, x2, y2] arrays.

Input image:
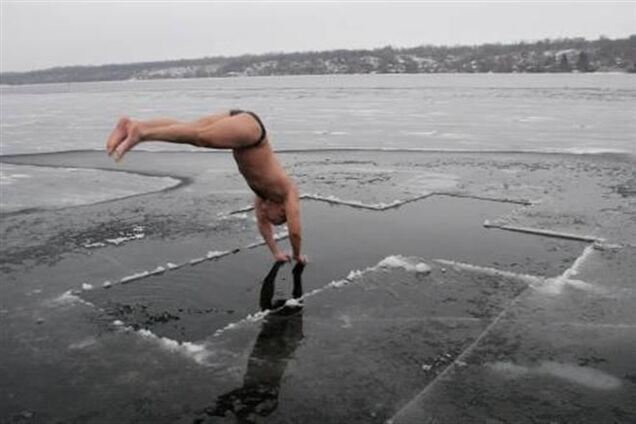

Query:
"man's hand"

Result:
[[273, 251, 291, 263], [293, 254, 308, 265]]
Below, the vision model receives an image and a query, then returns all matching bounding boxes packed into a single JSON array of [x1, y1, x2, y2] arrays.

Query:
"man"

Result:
[[106, 110, 305, 264]]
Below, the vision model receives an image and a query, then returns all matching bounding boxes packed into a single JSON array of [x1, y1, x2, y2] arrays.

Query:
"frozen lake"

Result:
[[1, 75, 635, 423], [2, 73, 635, 155], [2, 73, 634, 214]]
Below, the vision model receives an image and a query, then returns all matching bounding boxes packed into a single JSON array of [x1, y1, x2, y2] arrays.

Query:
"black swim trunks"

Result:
[[229, 109, 267, 148]]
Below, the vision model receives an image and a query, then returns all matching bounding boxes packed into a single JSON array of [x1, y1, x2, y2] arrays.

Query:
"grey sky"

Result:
[[1, 1, 634, 72]]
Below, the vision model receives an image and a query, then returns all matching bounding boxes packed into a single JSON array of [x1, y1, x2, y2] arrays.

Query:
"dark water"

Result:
[[82, 197, 584, 342]]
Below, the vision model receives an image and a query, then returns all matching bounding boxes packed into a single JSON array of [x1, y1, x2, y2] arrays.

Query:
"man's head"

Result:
[[263, 201, 287, 226]]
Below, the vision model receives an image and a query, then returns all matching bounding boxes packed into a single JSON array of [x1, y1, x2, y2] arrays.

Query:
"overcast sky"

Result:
[[1, 1, 634, 72]]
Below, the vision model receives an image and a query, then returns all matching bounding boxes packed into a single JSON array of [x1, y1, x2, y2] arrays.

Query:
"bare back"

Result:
[[233, 139, 291, 203]]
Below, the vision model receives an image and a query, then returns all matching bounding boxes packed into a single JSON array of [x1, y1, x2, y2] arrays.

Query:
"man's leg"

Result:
[[190, 112, 232, 127], [106, 117, 183, 156], [106, 114, 221, 154], [107, 112, 261, 160]]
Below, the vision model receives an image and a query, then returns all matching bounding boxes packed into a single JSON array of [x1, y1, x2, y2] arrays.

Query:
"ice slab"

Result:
[[391, 247, 636, 424], [0, 163, 179, 214], [72, 197, 593, 423], [391, 321, 636, 424], [175, 260, 531, 423], [81, 197, 586, 342]]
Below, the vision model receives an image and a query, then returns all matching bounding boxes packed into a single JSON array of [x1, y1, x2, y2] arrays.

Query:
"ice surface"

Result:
[[0, 164, 179, 213], [4, 143, 632, 423], [213, 255, 433, 338]]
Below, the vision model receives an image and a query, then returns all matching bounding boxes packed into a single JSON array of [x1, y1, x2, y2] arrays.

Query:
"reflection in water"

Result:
[[198, 262, 305, 423]]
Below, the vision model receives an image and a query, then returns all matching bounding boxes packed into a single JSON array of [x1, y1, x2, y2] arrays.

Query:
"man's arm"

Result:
[[284, 185, 306, 264], [255, 197, 290, 262]]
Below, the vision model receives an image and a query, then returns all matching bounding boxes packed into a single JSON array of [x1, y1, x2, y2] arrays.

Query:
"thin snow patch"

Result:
[[284, 298, 303, 308], [485, 223, 600, 243], [593, 241, 623, 251], [516, 115, 556, 123], [83, 241, 106, 248], [47, 290, 95, 308], [434, 259, 543, 285], [105, 232, 145, 246], [214, 310, 270, 337], [401, 130, 438, 137], [229, 205, 255, 214], [488, 361, 532, 377], [301, 193, 401, 210], [218, 212, 249, 220], [488, 361, 622, 390], [378, 255, 431, 274], [206, 250, 227, 259], [134, 328, 212, 365], [69, 337, 98, 350], [246, 230, 288, 249], [328, 278, 351, 289], [435, 256, 600, 295], [536, 277, 602, 295], [535, 245, 601, 295], [120, 270, 150, 284], [347, 269, 364, 280], [149, 266, 166, 276], [111, 320, 215, 366]]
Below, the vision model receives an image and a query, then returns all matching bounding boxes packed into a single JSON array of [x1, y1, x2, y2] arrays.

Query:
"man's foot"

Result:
[[112, 121, 141, 162], [106, 117, 131, 156]]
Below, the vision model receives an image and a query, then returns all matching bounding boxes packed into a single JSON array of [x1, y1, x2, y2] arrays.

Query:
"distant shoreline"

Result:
[[2, 35, 633, 85], [0, 71, 633, 90]]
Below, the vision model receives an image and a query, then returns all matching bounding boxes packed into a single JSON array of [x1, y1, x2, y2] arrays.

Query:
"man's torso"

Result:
[[233, 140, 289, 203]]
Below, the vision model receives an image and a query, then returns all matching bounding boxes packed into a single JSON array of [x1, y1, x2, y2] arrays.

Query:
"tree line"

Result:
[[1, 35, 634, 85]]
